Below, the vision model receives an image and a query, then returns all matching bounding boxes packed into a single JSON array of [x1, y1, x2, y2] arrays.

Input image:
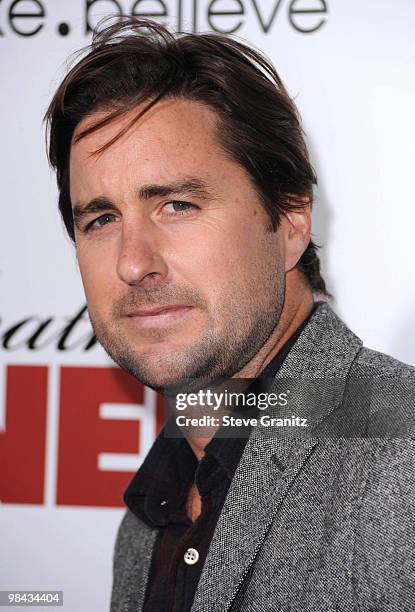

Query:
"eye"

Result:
[[85, 213, 118, 232], [162, 201, 198, 216]]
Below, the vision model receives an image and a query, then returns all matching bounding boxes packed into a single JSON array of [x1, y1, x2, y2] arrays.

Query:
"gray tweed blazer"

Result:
[[110, 301, 415, 611]]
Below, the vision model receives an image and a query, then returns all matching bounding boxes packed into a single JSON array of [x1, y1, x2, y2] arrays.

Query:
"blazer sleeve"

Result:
[[110, 509, 133, 612], [353, 438, 415, 611], [110, 509, 157, 612]]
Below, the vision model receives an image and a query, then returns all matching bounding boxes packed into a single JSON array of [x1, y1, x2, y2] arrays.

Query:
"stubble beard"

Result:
[[88, 259, 285, 396]]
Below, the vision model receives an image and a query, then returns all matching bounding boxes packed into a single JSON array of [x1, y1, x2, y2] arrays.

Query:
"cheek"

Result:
[[76, 244, 119, 305], [180, 222, 274, 302], [185, 212, 263, 263], [174, 225, 240, 282]]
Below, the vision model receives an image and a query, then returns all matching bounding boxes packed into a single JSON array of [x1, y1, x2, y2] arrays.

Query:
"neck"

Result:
[[186, 270, 315, 461]]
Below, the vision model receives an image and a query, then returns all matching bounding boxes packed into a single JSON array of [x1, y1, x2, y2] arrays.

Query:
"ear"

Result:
[[281, 196, 311, 273]]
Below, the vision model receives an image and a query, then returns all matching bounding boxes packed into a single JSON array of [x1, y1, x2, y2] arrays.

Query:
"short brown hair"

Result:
[[45, 16, 328, 296]]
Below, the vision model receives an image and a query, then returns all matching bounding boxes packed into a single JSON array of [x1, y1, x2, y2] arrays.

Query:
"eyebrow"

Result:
[[72, 197, 116, 224], [72, 178, 214, 225], [138, 178, 213, 201]]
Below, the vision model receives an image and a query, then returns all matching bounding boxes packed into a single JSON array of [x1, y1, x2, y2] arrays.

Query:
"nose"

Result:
[[116, 221, 168, 288]]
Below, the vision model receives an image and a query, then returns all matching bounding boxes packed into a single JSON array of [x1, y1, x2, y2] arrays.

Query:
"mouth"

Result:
[[125, 305, 194, 327]]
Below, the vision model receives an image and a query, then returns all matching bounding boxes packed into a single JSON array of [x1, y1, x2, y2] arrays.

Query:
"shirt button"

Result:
[[184, 548, 199, 565]]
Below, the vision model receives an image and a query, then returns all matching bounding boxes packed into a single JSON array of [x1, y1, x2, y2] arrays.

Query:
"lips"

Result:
[[127, 305, 192, 317], [127, 304, 193, 329]]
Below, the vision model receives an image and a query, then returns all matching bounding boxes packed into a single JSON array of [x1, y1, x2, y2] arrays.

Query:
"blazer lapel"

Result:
[[191, 301, 363, 612], [191, 435, 319, 612]]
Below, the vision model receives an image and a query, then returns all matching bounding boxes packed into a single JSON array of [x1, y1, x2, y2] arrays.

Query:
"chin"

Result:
[[122, 357, 214, 397], [112, 352, 189, 392]]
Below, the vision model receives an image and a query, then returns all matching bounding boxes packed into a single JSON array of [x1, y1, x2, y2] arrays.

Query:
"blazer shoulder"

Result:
[[353, 345, 415, 379], [347, 345, 415, 438]]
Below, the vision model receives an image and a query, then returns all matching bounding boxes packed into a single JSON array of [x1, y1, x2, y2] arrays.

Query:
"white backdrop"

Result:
[[1, 1, 415, 610]]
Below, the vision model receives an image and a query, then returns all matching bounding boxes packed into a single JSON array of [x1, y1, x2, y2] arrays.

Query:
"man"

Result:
[[45, 16, 415, 612]]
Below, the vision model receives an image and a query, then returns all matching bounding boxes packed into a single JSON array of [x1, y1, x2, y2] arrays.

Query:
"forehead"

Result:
[[69, 98, 228, 189]]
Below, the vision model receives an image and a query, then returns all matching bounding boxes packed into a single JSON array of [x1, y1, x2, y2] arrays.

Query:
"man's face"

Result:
[[70, 98, 287, 392]]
